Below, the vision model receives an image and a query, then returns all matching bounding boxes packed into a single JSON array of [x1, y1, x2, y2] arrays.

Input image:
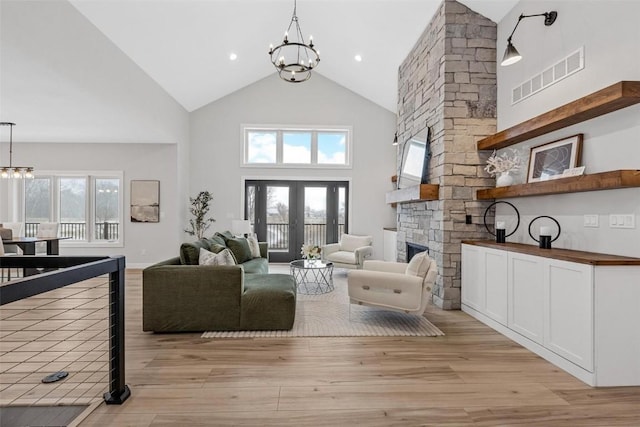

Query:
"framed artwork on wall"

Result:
[[527, 134, 583, 183], [130, 180, 160, 223]]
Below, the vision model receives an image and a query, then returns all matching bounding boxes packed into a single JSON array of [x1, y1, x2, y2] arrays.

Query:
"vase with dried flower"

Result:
[[484, 149, 522, 187]]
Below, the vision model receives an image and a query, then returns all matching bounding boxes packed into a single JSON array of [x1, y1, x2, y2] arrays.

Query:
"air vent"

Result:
[[511, 47, 584, 104]]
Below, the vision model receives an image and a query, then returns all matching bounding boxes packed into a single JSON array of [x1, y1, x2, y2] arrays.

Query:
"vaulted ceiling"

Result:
[[69, 0, 518, 113]]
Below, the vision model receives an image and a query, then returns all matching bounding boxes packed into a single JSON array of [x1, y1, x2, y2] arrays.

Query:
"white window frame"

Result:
[[241, 124, 352, 169], [22, 170, 124, 248]]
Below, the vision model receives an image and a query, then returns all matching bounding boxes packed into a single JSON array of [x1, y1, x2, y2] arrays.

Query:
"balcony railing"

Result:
[[265, 223, 345, 250], [25, 222, 119, 241]]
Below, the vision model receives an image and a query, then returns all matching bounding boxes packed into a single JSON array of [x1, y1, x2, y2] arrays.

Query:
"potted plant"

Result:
[[185, 191, 215, 239]]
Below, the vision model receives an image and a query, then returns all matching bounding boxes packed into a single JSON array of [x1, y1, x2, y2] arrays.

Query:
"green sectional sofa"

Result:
[[142, 232, 296, 332]]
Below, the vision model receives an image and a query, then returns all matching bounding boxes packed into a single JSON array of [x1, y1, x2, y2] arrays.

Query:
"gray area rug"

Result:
[[202, 266, 444, 338]]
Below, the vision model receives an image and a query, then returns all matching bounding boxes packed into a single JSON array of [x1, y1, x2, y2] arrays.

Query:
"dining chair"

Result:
[[2, 222, 24, 255], [36, 222, 59, 254], [0, 235, 20, 281]]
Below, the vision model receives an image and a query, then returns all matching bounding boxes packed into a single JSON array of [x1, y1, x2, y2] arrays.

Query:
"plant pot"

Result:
[[496, 172, 514, 187]]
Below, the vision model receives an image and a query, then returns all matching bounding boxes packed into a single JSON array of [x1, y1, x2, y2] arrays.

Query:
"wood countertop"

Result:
[[461, 240, 640, 266]]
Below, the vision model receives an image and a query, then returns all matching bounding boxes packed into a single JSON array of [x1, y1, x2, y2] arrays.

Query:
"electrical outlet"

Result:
[[609, 214, 636, 229], [583, 214, 599, 227]]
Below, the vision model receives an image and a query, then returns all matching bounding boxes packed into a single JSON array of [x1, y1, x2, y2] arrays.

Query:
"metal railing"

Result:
[[265, 222, 345, 250], [0, 255, 130, 404], [25, 222, 119, 241]]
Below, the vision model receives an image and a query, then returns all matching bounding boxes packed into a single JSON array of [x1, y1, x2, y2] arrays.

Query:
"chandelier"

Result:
[[1, 122, 34, 179], [268, 0, 320, 83]]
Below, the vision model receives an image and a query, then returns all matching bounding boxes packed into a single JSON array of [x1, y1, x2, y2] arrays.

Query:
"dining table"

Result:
[[2, 236, 69, 255]]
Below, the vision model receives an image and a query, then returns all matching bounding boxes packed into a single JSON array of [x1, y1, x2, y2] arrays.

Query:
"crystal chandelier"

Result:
[[268, 0, 320, 83], [0, 122, 34, 179]]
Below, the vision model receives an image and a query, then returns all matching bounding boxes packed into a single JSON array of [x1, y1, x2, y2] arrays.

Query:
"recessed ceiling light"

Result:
[[354, 54, 362, 62], [229, 53, 238, 61]]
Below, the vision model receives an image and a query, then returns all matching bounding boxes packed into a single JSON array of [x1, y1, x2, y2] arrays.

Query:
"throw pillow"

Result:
[[246, 234, 262, 258], [224, 237, 252, 264], [405, 251, 430, 277], [207, 234, 226, 247], [340, 234, 372, 252], [216, 230, 235, 240], [179, 239, 210, 265], [209, 243, 227, 254], [199, 247, 236, 266]]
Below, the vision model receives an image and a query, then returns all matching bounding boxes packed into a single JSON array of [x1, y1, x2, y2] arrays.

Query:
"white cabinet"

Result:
[[509, 252, 545, 344], [545, 259, 593, 371], [383, 229, 397, 262], [461, 242, 640, 387], [461, 245, 507, 326]]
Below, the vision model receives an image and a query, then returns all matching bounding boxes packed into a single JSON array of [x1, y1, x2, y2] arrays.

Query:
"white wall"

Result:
[[0, 0, 190, 265], [190, 73, 396, 258], [3, 143, 180, 267], [495, 0, 640, 257]]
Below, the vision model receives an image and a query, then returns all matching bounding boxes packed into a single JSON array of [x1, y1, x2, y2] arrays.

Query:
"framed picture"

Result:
[[130, 180, 160, 223], [527, 134, 583, 183]]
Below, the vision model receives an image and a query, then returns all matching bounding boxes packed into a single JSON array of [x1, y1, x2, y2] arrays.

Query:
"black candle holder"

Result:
[[528, 215, 561, 249], [483, 201, 520, 244]]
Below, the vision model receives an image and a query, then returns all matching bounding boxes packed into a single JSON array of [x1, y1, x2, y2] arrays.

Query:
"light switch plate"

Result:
[[609, 214, 635, 229], [583, 214, 599, 227]]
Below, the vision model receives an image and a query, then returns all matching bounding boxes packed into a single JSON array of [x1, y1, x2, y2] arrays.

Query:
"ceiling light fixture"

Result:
[[268, 0, 320, 83], [0, 122, 34, 179], [229, 53, 238, 61], [354, 54, 362, 62], [501, 11, 558, 66]]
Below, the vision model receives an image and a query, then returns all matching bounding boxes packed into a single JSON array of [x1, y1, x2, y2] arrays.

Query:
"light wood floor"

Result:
[[76, 269, 640, 426]]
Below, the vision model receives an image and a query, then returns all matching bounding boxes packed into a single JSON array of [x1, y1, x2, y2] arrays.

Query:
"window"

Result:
[[22, 172, 123, 246], [243, 125, 351, 168]]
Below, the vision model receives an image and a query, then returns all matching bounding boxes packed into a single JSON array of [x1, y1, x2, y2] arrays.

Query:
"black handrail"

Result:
[[0, 255, 131, 404]]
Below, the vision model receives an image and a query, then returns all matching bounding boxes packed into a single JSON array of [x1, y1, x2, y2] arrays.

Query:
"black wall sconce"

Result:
[[501, 11, 558, 66]]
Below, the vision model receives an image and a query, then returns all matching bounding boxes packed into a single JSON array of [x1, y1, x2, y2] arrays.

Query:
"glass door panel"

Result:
[[303, 186, 327, 247], [266, 186, 290, 252], [338, 186, 346, 241]]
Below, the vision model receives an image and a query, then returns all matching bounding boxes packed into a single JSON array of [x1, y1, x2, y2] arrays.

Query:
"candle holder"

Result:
[[528, 215, 561, 249], [483, 201, 520, 244]]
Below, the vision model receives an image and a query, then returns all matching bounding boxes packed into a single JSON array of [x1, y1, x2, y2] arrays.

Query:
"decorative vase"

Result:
[[496, 171, 514, 187]]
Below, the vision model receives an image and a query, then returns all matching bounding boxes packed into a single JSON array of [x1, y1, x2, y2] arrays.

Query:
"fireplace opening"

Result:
[[406, 242, 429, 262]]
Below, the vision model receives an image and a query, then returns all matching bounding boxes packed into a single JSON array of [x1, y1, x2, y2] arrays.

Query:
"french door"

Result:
[[245, 180, 348, 262]]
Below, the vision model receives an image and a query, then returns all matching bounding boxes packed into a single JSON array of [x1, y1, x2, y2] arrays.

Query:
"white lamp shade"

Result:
[[231, 219, 253, 236]]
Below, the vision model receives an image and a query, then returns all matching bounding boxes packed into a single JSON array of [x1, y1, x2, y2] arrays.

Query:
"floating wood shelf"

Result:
[[386, 184, 439, 204], [477, 81, 640, 151], [477, 170, 640, 200]]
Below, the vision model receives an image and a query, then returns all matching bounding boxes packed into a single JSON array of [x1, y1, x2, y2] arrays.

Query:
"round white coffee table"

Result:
[[289, 259, 334, 295]]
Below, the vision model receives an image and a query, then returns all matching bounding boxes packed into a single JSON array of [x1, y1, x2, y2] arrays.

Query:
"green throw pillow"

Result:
[[209, 243, 227, 254], [207, 234, 226, 247], [179, 238, 210, 265], [215, 230, 235, 240], [224, 237, 252, 264]]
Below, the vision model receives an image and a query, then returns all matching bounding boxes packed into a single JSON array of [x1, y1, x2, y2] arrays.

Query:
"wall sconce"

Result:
[[501, 11, 558, 66], [392, 132, 398, 146]]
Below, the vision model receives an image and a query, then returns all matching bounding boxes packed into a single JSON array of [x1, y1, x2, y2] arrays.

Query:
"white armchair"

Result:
[[322, 234, 373, 270], [347, 251, 437, 315]]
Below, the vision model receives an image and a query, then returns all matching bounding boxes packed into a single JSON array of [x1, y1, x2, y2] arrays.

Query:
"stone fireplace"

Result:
[[406, 242, 429, 261], [396, 0, 497, 309]]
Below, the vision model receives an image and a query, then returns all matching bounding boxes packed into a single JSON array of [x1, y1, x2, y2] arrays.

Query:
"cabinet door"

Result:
[[545, 259, 594, 371], [509, 252, 545, 344], [461, 244, 485, 312], [484, 248, 509, 326]]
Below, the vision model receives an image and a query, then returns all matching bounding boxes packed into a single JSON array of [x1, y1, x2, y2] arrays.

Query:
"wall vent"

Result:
[[511, 47, 584, 104]]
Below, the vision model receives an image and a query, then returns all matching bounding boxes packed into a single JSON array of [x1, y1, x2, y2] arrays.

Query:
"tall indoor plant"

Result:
[[185, 191, 215, 239]]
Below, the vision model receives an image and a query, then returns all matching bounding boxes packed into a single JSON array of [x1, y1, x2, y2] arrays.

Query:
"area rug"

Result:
[[202, 267, 444, 338]]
